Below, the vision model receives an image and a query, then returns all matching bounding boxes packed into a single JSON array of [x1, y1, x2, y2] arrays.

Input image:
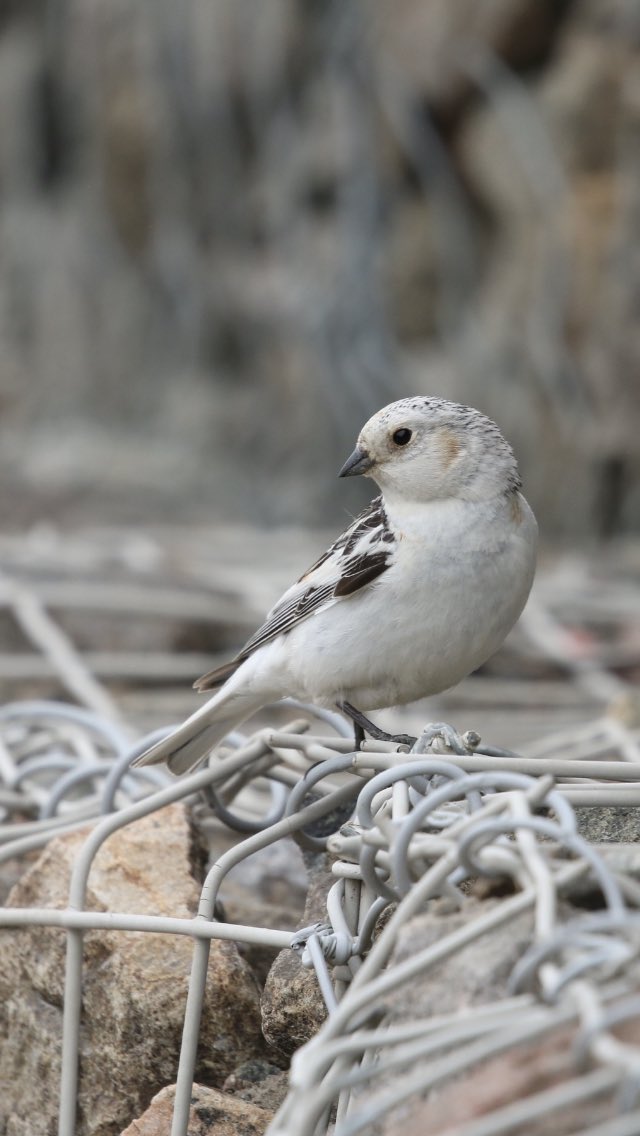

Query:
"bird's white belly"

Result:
[[281, 501, 536, 710]]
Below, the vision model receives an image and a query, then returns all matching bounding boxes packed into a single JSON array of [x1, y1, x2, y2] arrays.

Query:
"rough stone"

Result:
[[574, 808, 640, 844], [222, 1061, 289, 1114], [387, 880, 640, 1023], [218, 837, 307, 984], [382, 1021, 640, 1136], [260, 851, 333, 1060], [370, 896, 640, 1135], [118, 1083, 273, 1136], [387, 899, 535, 1020], [0, 804, 266, 1136]]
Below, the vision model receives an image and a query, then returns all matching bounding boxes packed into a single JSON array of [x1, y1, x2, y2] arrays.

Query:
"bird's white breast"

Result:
[[278, 491, 537, 710]]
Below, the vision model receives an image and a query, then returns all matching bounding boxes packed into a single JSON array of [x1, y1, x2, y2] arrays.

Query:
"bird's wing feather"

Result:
[[195, 497, 393, 692]]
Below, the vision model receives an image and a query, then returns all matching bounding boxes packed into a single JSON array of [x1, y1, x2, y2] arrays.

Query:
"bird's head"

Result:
[[339, 396, 521, 506]]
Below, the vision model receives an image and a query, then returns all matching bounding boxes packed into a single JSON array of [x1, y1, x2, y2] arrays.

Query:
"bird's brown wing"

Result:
[[194, 498, 393, 693]]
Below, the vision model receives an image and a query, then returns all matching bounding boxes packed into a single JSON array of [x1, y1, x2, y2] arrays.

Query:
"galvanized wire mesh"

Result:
[[3, 702, 640, 1135], [1, 539, 640, 1136]]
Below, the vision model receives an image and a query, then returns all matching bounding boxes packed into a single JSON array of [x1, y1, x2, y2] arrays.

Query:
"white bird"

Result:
[[133, 396, 537, 775]]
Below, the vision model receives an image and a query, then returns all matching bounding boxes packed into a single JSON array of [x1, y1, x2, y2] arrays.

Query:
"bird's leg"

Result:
[[337, 700, 416, 748], [353, 721, 366, 749]]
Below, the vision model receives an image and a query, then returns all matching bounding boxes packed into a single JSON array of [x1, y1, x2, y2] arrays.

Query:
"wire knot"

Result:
[[290, 922, 354, 967]]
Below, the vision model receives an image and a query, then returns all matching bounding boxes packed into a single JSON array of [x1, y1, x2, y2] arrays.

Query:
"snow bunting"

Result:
[[133, 396, 537, 774]]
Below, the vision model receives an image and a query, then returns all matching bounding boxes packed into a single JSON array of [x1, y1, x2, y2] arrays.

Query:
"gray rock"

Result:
[[0, 804, 266, 1136], [387, 899, 535, 1019], [381, 1019, 624, 1136], [574, 807, 640, 844], [214, 835, 308, 986], [222, 1060, 289, 1114], [118, 1083, 274, 1136], [260, 852, 333, 1060]]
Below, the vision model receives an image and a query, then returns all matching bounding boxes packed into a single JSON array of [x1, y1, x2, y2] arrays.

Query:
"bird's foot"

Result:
[[337, 701, 417, 749]]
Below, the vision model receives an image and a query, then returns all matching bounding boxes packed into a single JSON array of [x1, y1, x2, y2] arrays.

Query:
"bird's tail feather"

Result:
[[132, 689, 262, 776]]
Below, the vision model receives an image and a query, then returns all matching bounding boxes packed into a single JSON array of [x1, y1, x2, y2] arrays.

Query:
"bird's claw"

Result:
[[391, 733, 418, 748]]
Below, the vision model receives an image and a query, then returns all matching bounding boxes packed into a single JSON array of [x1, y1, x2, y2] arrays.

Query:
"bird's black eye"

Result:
[[392, 427, 412, 446]]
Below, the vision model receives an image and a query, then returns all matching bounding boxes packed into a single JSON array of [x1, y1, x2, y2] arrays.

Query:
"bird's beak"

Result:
[[338, 446, 375, 478]]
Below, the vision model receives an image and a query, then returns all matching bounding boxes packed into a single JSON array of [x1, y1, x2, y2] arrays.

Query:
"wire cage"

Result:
[[2, 535, 640, 1136]]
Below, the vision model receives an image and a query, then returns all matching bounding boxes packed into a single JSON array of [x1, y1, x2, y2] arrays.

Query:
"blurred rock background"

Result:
[[0, 0, 638, 536], [2, 12, 640, 1132]]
